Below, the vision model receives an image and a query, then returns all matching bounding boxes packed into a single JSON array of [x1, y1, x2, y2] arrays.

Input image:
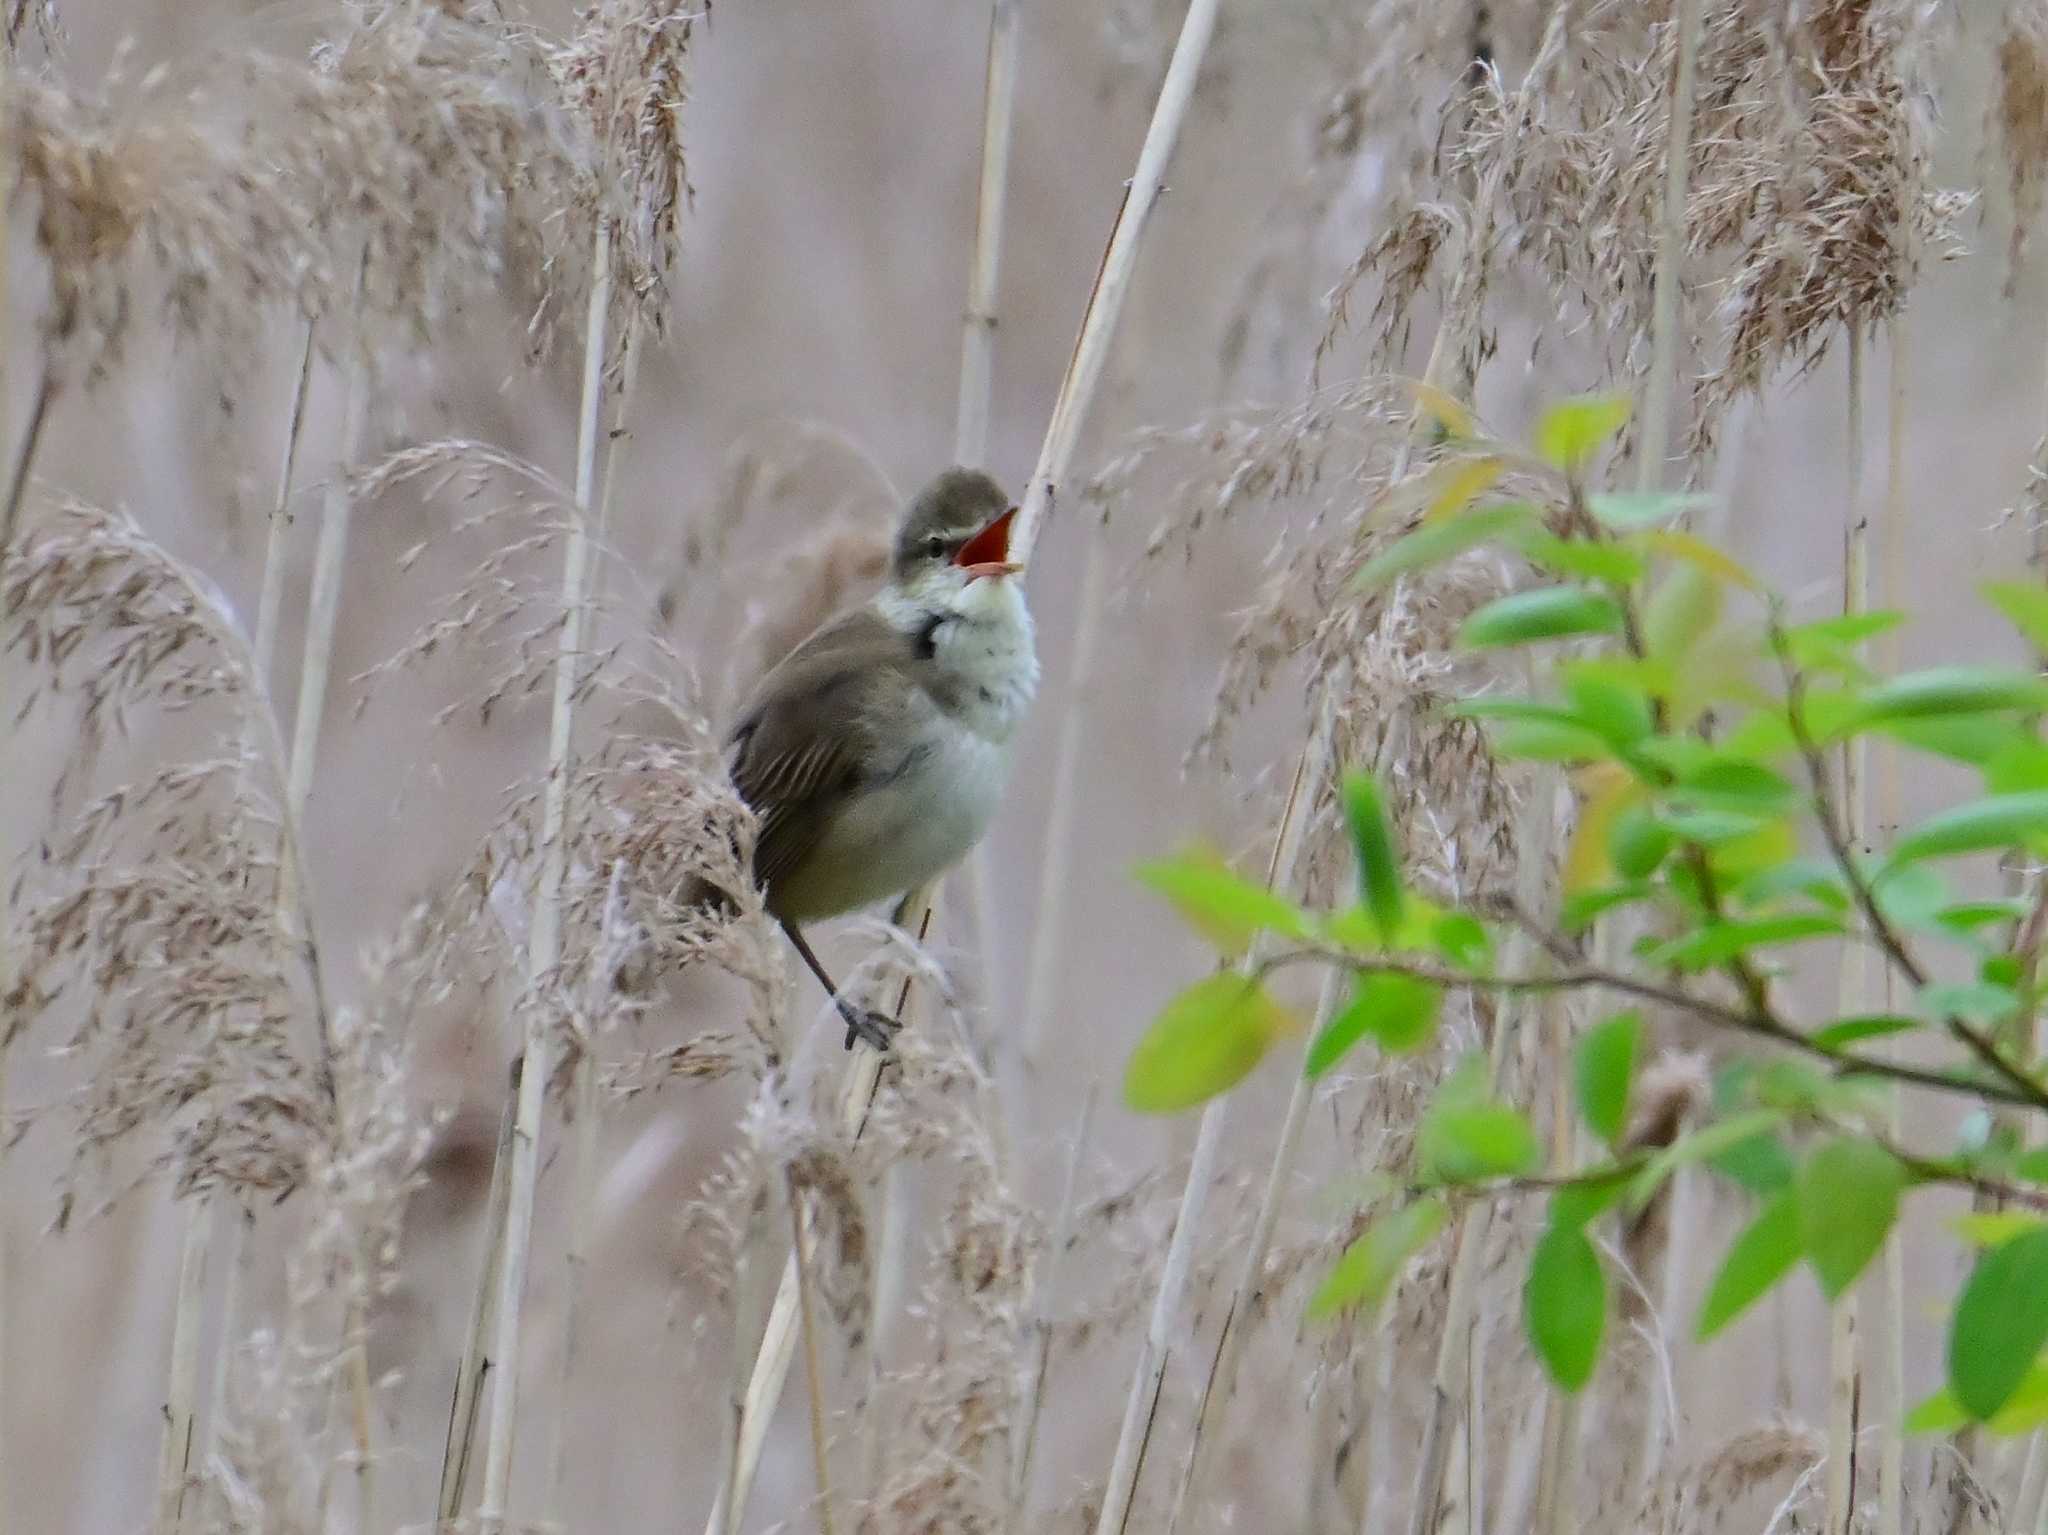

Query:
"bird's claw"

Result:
[[842, 1007, 902, 1052]]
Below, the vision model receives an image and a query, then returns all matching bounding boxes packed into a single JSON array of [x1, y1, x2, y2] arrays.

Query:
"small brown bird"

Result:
[[726, 468, 1038, 1048]]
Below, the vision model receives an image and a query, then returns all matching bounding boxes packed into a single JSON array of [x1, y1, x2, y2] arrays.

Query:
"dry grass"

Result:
[[6, 2, 2048, 1533]]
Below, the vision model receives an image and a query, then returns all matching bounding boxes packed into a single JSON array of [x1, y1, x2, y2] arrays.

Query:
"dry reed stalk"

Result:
[[1005, 1082, 1097, 1531], [279, 287, 368, 1060], [251, 321, 319, 686], [1018, 530, 1108, 1067], [1094, 688, 1320, 1535], [859, 1158, 911, 1497], [1874, 316, 1908, 1535], [1634, 0, 1704, 498], [704, 929, 930, 1535], [957, 0, 1019, 472], [543, 331, 643, 1525], [477, 216, 614, 1529], [0, 1033, 8, 1535], [154, 1200, 211, 1534], [1533, 943, 1587, 1535], [893, 0, 1023, 1052], [1825, 326, 1870, 1535], [0, 363, 49, 558], [439, 1074, 519, 1526], [277, 276, 375, 1527], [1407, 776, 1561, 1535], [200, 1204, 254, 1501], [787, 1171, 840, 1535], [1006, 0, 1221, 569]]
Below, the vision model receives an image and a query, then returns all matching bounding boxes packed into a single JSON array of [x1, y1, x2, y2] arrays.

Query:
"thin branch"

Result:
[[1259, 947, 2048, 1110], [1775, 627, 2048, 1114]]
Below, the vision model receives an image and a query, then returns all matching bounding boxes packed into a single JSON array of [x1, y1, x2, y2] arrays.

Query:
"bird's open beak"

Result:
[[953, 506, 1022, 582]]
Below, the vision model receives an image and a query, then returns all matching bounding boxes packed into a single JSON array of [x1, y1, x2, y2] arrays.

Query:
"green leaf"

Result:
[[1883, 714, 2029, 766], [1574, 1012, 1641, 1146], [1889, 792, 2048, 865], [1418, 1067, 1541, 1185], [1492, 719, 1615, 762], [1516, 530, 1647, 585], [1870, 863, 1951, 933], [1609, 805, 1673, 879], [1676, 759, 1801, 813], [1644, 914, 1843, 972], [1710, 1128, 1797, 1195], [1124, 975, 1288, 1114], [1782, 610, 1905, 671], [1588, 490, 1714, 530], [1951, 1229, 2048, 1420], [1697, 1188, 1802, 1339], [1796, 1139, 1905, 1299], [1953, 1212, 2046, 1247], [1309, 1198, 1449, 1319], [1985, 581, 2048, 656], [1984, 740, 2048, 795], [1342, 774, 1404, 939], [1642, 563, 1722, 664], [1526, 1223, 1606, 1391], [1658, 806, 1772, 845], [1912, 1365, 2048, 1435], [1458, 588, 1625, 650], [1548, 1166, 1637, 1230], [1537, 394, 1630, 471], [1851, 667, 2048, 727], [1907, 1388, 1971, 1434], [1562, 668, 1658, 747], [1429, 911, 1493, 971], [1937, 900, 2031, 935], [1809, 1014, 1922, 1052], [1305, 972, 1443, 1077], [1633, 1109, 1789, 1206], [1135, 847, 1311, 957], [1920, 980, 2020, 1028], [1354, 503, 1536, 592], [1561, 881, 1657, 934]]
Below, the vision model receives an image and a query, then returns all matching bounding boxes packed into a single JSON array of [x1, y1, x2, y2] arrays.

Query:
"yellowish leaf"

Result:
[[1422, 456, 1506, 524], [1643, 529, 1760, 591], [1409, 380, 1475, 439], [1565, 763, 1638, 895]]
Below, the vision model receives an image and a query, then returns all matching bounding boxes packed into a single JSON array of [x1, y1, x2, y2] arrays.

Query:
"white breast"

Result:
[[774, 575, 1037, 922], [773, 718, 1011, 920]]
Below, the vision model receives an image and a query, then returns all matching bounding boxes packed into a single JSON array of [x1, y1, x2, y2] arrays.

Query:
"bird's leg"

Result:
[[779, 919, 902, 1052]]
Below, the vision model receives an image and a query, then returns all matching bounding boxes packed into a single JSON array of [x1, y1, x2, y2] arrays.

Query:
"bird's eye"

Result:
[[924, 536, 947, 558]]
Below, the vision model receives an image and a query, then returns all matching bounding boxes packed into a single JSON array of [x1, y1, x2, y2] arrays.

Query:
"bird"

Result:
[[722, 467, 1038, 1050]]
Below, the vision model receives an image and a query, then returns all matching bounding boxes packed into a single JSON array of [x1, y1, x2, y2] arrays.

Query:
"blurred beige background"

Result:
[[5, 2, 2048, 1532]]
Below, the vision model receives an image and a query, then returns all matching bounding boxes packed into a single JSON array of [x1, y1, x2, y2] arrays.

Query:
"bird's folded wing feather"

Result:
[[728, 608, 913, 891]]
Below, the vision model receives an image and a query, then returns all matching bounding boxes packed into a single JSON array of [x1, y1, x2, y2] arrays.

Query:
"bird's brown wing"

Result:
[[727, 607, 911, 896]]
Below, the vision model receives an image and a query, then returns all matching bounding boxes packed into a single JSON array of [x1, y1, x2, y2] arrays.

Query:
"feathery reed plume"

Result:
[[197, 934, 432, 1535], [1990, 1, 2048, 294]]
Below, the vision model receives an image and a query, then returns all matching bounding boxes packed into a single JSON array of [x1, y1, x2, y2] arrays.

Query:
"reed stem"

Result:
[[1824, 325, 1869, 1535], [1007, 0, 1222, 571], [477, 216, 613, 1530]]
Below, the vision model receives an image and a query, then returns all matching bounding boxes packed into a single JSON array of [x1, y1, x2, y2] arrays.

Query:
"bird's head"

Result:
[[888, 468, 1021, 612]]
